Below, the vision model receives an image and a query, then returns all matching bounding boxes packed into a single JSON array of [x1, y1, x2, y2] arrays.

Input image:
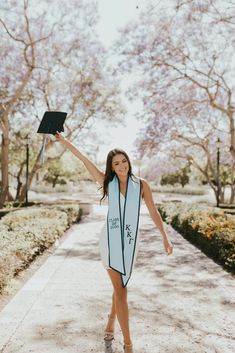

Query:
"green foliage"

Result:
[[0, 203, 81, 292], [150, 184, 206, 195], [160, 165, 190, 187], [43, 156, 93, 188], [43, 160, 74, 187], [72, 161, 93, 182], [220, 165, 235, 186], [158, 203, 235, 274], [200, 164, 235, 186]]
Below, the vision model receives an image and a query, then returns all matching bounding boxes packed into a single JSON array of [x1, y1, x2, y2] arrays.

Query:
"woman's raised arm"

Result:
[[55, 132, 104, 186]]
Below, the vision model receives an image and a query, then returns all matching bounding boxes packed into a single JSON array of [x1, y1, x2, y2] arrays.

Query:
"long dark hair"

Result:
[[100, 148, 134, 203]]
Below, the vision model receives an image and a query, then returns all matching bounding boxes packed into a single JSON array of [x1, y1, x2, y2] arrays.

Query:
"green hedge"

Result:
[[158, 203, 235, 274], [0, 204, 81, 293], [150, 184, 207, 195]]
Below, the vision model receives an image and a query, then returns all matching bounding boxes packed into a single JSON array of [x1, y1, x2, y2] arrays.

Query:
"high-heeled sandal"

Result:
[[105, 339, 113, 353], [104, 316, 115, 341], [123, 343, 133, 353]]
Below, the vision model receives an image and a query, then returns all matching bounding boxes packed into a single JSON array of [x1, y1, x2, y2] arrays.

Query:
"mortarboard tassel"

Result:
[[39, 135, 47, 165]]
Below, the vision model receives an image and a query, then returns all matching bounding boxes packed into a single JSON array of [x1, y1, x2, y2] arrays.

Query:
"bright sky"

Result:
[[97, 0, 140, 46], [95, 0, 143, 161]]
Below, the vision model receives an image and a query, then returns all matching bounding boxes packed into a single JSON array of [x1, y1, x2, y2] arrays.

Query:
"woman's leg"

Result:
[[104, 291, 116, 336], [107, 269, 132, 346]]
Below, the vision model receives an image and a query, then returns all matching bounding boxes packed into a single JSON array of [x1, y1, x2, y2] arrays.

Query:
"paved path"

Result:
[[0, 204, 234, 353]]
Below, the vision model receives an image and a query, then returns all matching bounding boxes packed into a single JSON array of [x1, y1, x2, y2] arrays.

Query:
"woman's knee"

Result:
[[107, 270, 128, 301], [114, 287, 127, 302]]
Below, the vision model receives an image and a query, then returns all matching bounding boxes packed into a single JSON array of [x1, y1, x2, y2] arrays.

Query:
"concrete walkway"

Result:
[[0, 204, 234, 353]]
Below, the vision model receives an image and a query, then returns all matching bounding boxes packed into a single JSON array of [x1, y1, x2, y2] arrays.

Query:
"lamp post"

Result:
[[25, 134, 30, 206], [216, 137, 221, 207]]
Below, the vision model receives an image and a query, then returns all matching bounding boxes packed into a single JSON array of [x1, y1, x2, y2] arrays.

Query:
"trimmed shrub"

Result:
[[150, 184, 206, 195], [158, 203, 235, 274], [0, 204, 81, 292]]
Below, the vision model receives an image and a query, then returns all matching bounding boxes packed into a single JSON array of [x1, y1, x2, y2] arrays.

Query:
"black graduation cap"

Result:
[[37, 111, 67, 135], [37, 111, 67, 164]]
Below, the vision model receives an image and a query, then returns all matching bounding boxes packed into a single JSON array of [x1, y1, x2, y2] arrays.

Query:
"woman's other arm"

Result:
[[55, 132, 104, 186], [141, 179, 173, 255]]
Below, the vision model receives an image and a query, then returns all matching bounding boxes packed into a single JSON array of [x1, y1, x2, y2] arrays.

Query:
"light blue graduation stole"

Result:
[[107, 175, 141, 287]]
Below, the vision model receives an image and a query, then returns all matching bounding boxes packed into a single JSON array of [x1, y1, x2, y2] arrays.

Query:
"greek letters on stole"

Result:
[[107, 175, 141, 287]]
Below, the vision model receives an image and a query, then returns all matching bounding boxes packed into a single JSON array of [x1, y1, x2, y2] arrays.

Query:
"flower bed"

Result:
[[158, 203, 235, 274], [0, 204, 81, 293]]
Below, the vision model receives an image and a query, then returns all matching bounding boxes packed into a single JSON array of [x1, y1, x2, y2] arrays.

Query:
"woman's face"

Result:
[[112, 153, 129, 177]]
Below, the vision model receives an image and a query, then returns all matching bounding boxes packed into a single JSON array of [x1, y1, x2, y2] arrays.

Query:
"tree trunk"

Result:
[[18, 140, 54, 201], [229, 184, 235, 204], [212, 187, 223, 206], [0, 64, 34, 207], [220, 188, 225, 204], [18, 158, 41, 202], [52, 176, 59, 188], [15, 162, 25, 200], [0, 132, 9, 207], [228, 111, 235, 161]]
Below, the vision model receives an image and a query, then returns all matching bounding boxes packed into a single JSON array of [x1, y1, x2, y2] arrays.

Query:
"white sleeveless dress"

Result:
[[99, 193, 141, 271]]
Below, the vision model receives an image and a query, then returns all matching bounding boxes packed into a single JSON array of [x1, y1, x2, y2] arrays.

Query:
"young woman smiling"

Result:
[[55, 133, 173, 353]]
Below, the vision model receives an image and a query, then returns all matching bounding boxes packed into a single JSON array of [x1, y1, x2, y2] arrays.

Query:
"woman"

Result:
[[55, 132, 173, 353]]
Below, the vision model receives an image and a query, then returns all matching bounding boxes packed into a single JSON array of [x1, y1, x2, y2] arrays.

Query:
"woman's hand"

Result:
[[55, 131, 66, 143], [163, 237, 173, 256]]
